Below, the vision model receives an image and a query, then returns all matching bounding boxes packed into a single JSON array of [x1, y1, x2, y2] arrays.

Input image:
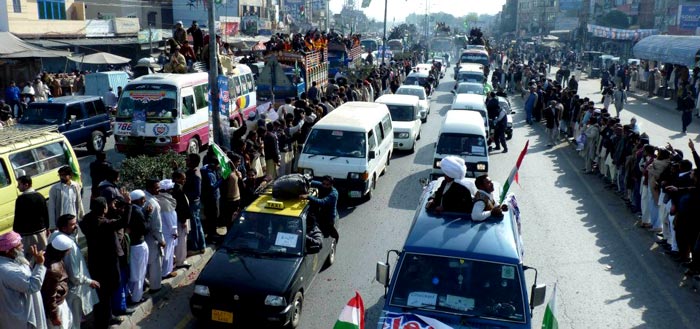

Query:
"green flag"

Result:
[[361, 0, 372, 8], [541, 283, 558, 329], [210, 143, 232, 178], [62, 142, 80, 180]]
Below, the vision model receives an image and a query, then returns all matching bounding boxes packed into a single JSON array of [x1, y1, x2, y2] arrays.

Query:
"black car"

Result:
[[190, 192, 336, 328], [19, 96, 112, 152]]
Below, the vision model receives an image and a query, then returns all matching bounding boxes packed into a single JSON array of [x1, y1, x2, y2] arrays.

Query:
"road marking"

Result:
[[557, 140, 693, 328], [175, 312, 193, 329]]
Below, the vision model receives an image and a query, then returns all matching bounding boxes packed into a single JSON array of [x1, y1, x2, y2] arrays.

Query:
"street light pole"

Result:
[[208, 0, 222, 146], [382, 0, 388, 64]]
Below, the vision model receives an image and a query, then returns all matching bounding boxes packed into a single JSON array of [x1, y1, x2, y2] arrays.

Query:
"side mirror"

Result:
[[368, 150, 376, 159], [376, 262, 390, 287], [530, 284, 547, 307]]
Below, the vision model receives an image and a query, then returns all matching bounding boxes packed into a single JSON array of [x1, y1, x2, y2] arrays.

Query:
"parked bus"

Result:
[[226, 64, 257, 126], [114, 73, 211, 155]]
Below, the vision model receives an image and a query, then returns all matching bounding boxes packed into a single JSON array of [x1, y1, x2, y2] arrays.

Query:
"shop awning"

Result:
[[0, 32, 70, 58], [633, 35, 700, 68]]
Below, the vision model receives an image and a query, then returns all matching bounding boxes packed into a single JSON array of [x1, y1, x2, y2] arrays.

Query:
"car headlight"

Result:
[[194, 285, 210, 296], [397, 132, 410, 139], [348, 172, 369, 180], [264, 295, 286, 306], [299, 168, 314, 176], [476, 163, 487, 171], [434, 159, 441, 169]]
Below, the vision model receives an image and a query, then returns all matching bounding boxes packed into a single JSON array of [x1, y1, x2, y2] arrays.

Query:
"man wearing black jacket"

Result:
[[13, 175, 49, 258], [172, 171, 191, 270]]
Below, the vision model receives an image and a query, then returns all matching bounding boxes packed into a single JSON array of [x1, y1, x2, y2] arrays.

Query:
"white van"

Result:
[[375, 94, 421, 153], [431, 110, 489, 179], [451, 93, 489, 138], [298, 102, 394, 200]]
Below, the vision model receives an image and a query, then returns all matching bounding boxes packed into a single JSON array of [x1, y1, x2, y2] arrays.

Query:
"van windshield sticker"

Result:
[[128, 90, 168, 102], [407, 292, 437, 307], [501, 265, 515, 280], [275, 232, 298, 248], [331, 130, 344, 136], [442, 295, 475, 311], [472, 146, 485, 154]]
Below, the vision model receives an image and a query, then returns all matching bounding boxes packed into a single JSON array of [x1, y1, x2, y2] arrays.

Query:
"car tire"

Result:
[[507, 132, 513, 140], [421, 116, 427, 123], [409, 141, 416, 154], [363, 175, 376, 202], [87, 131, 106, 153], [286, 292, 304, 329], [417, 130, 421, 140], [187, 138, 200, 154]]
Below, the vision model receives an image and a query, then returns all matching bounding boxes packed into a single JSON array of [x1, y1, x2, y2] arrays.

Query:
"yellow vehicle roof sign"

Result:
[[247, 194, 308, 217], [265, 200, 285, 209]]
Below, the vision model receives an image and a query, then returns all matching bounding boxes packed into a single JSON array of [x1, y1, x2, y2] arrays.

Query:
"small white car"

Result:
[[395, 85, 430, 122], [375, 94, 422, 153]]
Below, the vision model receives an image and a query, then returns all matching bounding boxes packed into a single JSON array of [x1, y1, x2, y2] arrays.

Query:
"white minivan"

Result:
[[298, 102, 394, 200], [375, 94, 422, 153], [451, 93, 489, 138], [431, 110, 489, 179]]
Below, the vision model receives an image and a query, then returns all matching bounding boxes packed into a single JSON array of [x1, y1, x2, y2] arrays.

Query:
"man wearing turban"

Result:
[[426, 156, 475, 214], [0, 231, 48, 329]]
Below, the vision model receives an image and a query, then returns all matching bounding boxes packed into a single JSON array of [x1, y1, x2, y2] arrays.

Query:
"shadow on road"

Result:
[[387, 168, 430, 211]]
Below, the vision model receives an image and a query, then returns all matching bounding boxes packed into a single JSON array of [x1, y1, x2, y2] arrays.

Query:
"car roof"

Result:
[[407, 71, 429, 77], [404, 177, 521, 263], [441, 111, 486, 135], [245, 188, 310, 218], [458, 67, 485, 74], [375, 94, 420, 106], [31, 95, 102, 105], [452, 94, 486, 109], [397, 85, 425, 92], [314, 102, 389, 131], [457, 82, 483, 88], [0, 126, 65, 154]]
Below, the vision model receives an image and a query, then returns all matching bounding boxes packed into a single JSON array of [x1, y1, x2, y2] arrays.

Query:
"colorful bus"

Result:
[[226, 64, 257, 126], [114, 73, 211, 155]]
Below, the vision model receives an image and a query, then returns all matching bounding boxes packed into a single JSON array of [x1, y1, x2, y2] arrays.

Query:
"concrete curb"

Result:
[[627, 91, 680, 114], [114, 245, 216, 328]]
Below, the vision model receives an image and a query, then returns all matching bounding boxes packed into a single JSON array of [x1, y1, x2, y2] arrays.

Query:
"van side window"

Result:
[[374, 123, 384, 145], [194, 84, 209, 109], [245, 73, 254, 91], [367, 130, 377, 151], [182, 95, 195, 116], [9, 150, 40, 177], [66, 104, 84, 120], [0, 160, 10, 187], [34, 143, 68, 173], [229, 77, 239, 98], [381, 114, 393, 132], [238, 76, 249, 94]]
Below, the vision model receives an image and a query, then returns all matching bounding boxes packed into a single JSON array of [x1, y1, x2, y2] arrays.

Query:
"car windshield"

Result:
[[403, 76, 427, 86], [223, 212, 303, 256], [117, 84, 178, 119], [456, 83, 484, 95], [19, 103, 64, 124], [386, 104, 416, 122], [457, 73, 484, 83], [396, 88, 426, 100], [437, 133, 487, 156], [303, 129, 366, 158], [389, 253, 526, 323], [461, 54, 489, 66]]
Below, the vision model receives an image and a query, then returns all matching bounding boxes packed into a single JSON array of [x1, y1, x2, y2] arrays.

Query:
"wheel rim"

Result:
[[329, 240, 336, 263], [291, 295, 302, 325], [188, 140, 198, 154], [93, 135, 104, 150]]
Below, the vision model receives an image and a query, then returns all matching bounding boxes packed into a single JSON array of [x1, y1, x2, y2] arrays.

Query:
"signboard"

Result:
[[113, 17, 140, 35], [85, 20, 115, 37], [559, 0, 583, 11], [137, 29, 162, 44], [220, 16, 241, 36], [587, 24, 658, 40], [679, 5, 700, 30]]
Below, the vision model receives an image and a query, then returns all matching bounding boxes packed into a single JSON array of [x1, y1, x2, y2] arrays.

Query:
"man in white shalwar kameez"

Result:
[[0, 230, 48, 329], [48, 215, 99, 329], [156, 179, 179, 279], [144, 179, 165, 292], [127, 190, 149, 304]]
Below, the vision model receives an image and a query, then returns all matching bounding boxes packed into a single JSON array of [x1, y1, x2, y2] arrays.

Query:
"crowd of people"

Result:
[[495, 41, 700, 280]]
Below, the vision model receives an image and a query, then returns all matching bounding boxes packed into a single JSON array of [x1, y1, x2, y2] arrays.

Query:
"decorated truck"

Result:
[[327, 40, 363, 77], [256, 49, 329, 108]]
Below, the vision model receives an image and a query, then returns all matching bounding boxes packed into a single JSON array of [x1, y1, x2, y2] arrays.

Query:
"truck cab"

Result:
[[375, 177, 547, 328]]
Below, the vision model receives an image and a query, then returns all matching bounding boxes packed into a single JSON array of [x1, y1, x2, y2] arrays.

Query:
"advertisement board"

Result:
[[679, 5, 700, 30]]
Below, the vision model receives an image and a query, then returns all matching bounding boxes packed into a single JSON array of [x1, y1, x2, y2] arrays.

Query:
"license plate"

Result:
[[348, 191, 362, 198], [212, 309, 233, 323]]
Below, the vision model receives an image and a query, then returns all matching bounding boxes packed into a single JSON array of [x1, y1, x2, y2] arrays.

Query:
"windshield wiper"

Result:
[[307, 154, 318, 158], [329, 155, 340, 160]]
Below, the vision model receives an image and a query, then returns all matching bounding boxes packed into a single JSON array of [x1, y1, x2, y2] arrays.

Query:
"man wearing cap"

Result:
[[41, 234, 73, 328], [14, 175, 50, 259], [144, 179, 165, 292], [0, 231, 47, 329], [48, 214, 99, 329], [48, 166, 84, 232], [155, 179, 178, 280], [426, 156, 475, 214], [127, 190, 149, 304], [174, 21, 186, 46]]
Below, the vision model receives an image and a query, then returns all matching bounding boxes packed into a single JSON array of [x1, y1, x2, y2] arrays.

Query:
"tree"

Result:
[[597, 10, 630, 29], [388, 23, 417, 40]]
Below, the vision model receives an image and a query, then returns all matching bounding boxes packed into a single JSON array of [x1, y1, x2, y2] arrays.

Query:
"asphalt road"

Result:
[[88, 70, 700, 329]]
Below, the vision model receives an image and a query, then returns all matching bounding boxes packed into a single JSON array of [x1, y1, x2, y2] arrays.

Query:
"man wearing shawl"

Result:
[[144, 179, 165, 292], [0, 231, 48, 329], [156, 179, 179, 279], [426, 156, 475, 213]]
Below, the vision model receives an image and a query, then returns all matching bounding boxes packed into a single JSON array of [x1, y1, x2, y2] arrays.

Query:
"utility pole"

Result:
[[382, 0, 388, 64], [208, 0, 223, 146]]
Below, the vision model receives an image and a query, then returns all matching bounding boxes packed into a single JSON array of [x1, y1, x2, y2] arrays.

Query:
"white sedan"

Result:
[[395, 85, 430, 123]]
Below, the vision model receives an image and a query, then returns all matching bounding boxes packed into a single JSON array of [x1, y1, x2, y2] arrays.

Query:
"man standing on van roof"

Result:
[[48, 166, 84, 232], [427, 156, 474, 214], [14, 175, 50, 259], [472, 175, 508, 221]]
